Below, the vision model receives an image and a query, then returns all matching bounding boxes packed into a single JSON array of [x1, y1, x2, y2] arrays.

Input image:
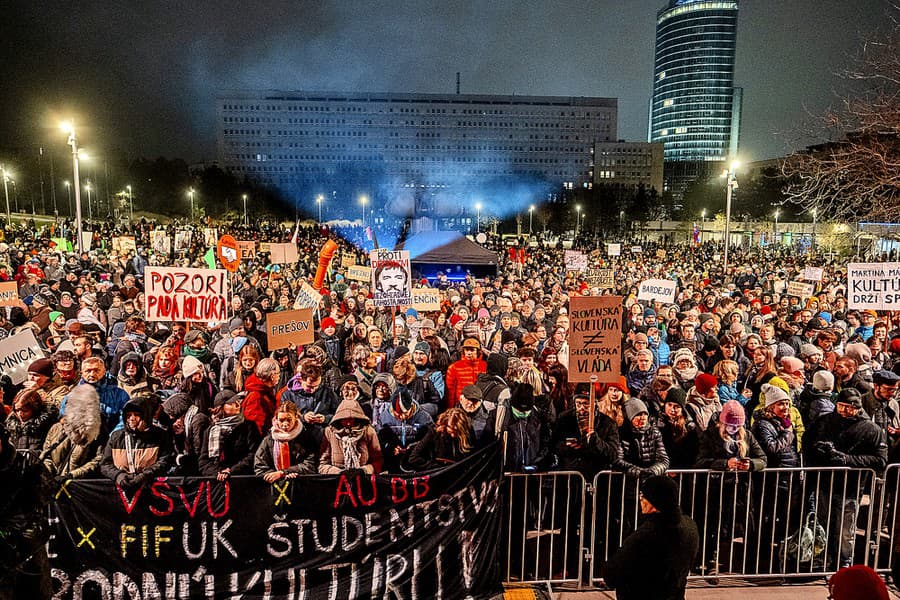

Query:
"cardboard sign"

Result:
[[586, 268, 614, 289], [564, 250, 588, 272], [630, 246, 642, 254], [150, 231, 170, 256], [412, 288, 442, 312], [0, 329, 45, 385], [144, 266, 228, 322], [269, 243, 299, 264], [568, 295, 623, 383], [174, 230, 192, 253], [656, 249, 666, 259], [266, 308, 315, 350], [112, 236, 136, 256], [637, 278, 677, 303], [607, 243, 621, 257], [347, 264, 372, 282], [786, 280, 815, 299], [81, 231, 93, 251], [217, 234, 240, 272], [341, 254, 357, 269], [203, 228, 218, 247], [236, 240, 256, 260], [847, 262, 900, 310], [0, 281, 19, 307], [370, 249, 412, 307], [293, 280, 323, 309], [802, 266, 824, 282]]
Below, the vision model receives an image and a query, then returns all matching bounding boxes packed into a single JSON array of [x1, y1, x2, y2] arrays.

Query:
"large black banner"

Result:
[[49, 443, 503, 599]]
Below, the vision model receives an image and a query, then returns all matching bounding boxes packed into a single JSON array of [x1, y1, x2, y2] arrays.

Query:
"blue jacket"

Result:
[[61, 376, 130, 433]]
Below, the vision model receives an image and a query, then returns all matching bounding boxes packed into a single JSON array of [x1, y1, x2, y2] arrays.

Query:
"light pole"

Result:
[[63, 181, 72, 216], [242, 194, 248, 227], [722, 161, 739, 275], [84, 181, 93, 221], [574, 204, 582, 239], [528, 204, 534, 234], [701, 208, 706, 241], [188, 188, 195, 220], [475, 202, 482, 233], [1, 166, 10, 226], [812, 207, 817, 252], [316, 194, 323, 223], [774, 209, 779, 244], [62, 121, 85, 254], [360, 195, 368, 228]]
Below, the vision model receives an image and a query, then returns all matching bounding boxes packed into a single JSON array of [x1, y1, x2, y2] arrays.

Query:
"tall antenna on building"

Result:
[[456, 72, 460, 95]]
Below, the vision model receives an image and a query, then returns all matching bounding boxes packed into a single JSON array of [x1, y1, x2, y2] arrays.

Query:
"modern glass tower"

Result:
[[649, 0, 741, 194]]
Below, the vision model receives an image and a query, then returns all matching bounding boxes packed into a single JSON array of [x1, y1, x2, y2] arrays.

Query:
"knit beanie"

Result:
[[162, 393, 193, 419], [844, 342, 872, 365], [623, 399, 649, 421], [181, 355, 204, 378], [694, 372, 718, 396], [812, 370, 834, 392], [719, 400, 746, 427], [761, 383, 791, 408], [828, 565, 889, 600], [321, 317, 337, 331], [780, 356, 804, 375], [768, 376, 791, 394], [665, 386, 687, 408], [510, 383, 534, 412], [414, 341, 431, 356], [640, 475, 680, 515]]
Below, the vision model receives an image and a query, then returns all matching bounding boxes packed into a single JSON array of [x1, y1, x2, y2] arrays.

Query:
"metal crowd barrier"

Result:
[[499, 466, 887, 588]]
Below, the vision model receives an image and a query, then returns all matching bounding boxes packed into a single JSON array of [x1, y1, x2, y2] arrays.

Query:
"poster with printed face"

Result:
[[607, 243, 621, 256], [150, 231, 171, 256], [637, 278, 677, 303], [174, 230, 192, 253], [266, 308, 315, 349], [0, 281, 19, 307], [847, 262, 900, 310], [370, 249, 412, 307], [568, 295, 623, 383], [412, 287, 441, 312], [144, 266, 229, 322], [786, 280, 815, 299], [112, 236, 136, 256], [347, 265, 372, 282], [269, 243, 300, 264], [0, 329, 45, 385], [564, 250, 588, 272], [203, 228, 218, 247], [293, 280, 323, 309]]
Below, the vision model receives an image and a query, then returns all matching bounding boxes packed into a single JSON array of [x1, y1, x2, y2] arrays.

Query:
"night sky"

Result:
[[2, 0, 891, 163]]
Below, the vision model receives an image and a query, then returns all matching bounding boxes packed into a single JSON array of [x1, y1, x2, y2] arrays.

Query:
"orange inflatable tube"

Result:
[[313, 239, 339, 290]]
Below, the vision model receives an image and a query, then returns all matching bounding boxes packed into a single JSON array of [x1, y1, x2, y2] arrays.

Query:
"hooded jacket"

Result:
[[318, 399, 383, 475], [100, 397, 175, 491], [241, 374, 278, 437], [253, 419, 318, 477], [117, 351, 158, 398], [4, 401, 58, 453]]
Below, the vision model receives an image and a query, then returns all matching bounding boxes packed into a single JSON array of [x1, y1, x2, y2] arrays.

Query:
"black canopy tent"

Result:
[[397, 231, 499, 281]]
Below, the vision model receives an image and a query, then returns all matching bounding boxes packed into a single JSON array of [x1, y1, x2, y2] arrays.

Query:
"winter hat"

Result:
[[28, 357, 55, 378], [393, 345, 410, 362], [460, 384, 483, 402], [643, 308, 656, 319], [761, 383, 791, 408], [372, 373, 397, 395], [694, 373, 718, 396], [337, 374, 360, 391], [836, 388, 863, 409], [414, 341, 431, 356], [227, 317, 244, 333], [640, 475, 680, 515], [477, 308, 490, 320], [623, 399, 649, 421], [510, 383, 535, 412], [768, 376, 791, 395], [419, 318, 436, 330], [181, 355, 204, 378], [665, 386, 687, 408], [183, 330, 207, 345], [844, 343, 872, 365], [49, 311, 63, 323], [405, 308, 418, 319], [780, 356, 804, 375], [890, 337, 900, 354], [449, 314, 464, 327], [461, 337, 482, 349], [719, 400, 746, 427], [812, 370, 835, 392], [214, 389, 239, 408], [873, 370, 900, 386], [162, 393, 193, 419], [702, 336, 720, 352], [321, 317, 337, 331], [63, 384, 102, 445], [828, 565, 889, 600], [487, 352, 508, 377], [606, 376, 629, 395], [671, 348, 696, 366], [800, 343, 823, 358], [501, 329, 518, 345]]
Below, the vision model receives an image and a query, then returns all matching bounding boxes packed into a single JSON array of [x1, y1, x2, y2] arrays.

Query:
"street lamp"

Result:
[[126, 185, 133, 221], [1, 166, 11, 225], [811, 207, 817, 252], [316, 194, 323, 224], [84, 181, 93, 221], [61, 121, 85, 254], [721, 161, 740, 275], [574, 204, 582, 239], [63, 181, 73, 217], [188, 188, 195, 220], [360, 195, 368, 228], [528, 204, 534, 234], [475, 202, 482, 233], [242, 194, 248, 227], [774, 209, 779, 244], [701, 208, 706, 240]]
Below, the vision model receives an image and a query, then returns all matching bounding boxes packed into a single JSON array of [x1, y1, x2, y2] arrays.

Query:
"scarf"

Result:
[[335, 426, 366, 469], [270, 417, 303, 471], [184, 346, 209, 360], [182, 406, 199, 452], [207, 414, 244, 458]]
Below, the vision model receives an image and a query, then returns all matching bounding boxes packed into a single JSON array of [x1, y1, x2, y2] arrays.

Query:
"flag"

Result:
[[290, 220, 300, 245], [692, 222, 700, 245], [203, 247, 216, 269], [365, 226, 374, 241]]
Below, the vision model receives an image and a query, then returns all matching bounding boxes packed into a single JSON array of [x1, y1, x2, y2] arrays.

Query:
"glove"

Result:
[[828, 448, 849, 466], [54, 475, 69, 486], [115, 472, 130, 487], [814, 441, 835, 456]]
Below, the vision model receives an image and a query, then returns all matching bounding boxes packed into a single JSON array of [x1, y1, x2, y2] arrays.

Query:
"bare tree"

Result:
[[782, 4, 899, 221]]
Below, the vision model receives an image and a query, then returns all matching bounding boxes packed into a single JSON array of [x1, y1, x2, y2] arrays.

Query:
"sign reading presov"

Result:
[[293, 280, 323, 309], [586, 268, 614, 289], [637, 278, 676, 303], [266, 308, 314, 349], [0, 329, 45, 385], [370, 249, 412, 307], [802, 266, 824, 282], [144, 266, 229, 322], [564, 250, 588, 272], [0, 281, 18, 307], [786, 280, 815, 298], [607, 243, 621, 256], [269, 243, 299, 264], [412, 287, 441, 312], [347, 265, 372, 282], [568, 295, 623, 383], [847, 262, 900, 310]]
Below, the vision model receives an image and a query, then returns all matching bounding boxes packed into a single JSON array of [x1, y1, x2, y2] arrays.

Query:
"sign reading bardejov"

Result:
[[847, 262, 900, 310], [144, 266, 229, 322], [637, 278, 676, 303]]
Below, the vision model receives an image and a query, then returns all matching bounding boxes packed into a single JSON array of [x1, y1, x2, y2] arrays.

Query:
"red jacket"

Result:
[[445, 358, 487, 408], [241, 374, 277, 436]]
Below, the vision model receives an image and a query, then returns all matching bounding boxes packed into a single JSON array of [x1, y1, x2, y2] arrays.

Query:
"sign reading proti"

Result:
[[144, 267, 228, 322]]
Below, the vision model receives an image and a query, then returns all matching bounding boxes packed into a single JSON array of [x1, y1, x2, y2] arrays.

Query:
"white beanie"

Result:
[[812, 370, 835, 392], [762, 383, 791, 408], [181, 355, 204, 378]]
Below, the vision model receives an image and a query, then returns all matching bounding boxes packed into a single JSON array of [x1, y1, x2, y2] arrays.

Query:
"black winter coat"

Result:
[[253, 427, 319, 476], [696, 426, 767, 472], [796, 385, 834, 426], [552, 409, 619, 476], [655, 415, 700, 469], [751, 412, 800, 468], [615, 423, 670, 477], [803, 411, 887, 471], [198, 418, 261, 476], [501, 413, 551, 472]]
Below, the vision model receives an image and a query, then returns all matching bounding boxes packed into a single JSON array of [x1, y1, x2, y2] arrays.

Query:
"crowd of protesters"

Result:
[[1, 216, 899, 593]]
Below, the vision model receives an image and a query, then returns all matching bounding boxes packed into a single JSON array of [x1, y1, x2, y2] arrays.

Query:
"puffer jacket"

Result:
[[501, 412, 551, 472], [615, 405, 669, 477], [696, 425, 767, 472], [241, 374, 278, 436], [253, 423, 319, 476], [5, 405, 58, 452], [445, 357, 487, 408], [100, 398, 175, 490], [751, 410, 800, 468], [796, 384, 835, 426]]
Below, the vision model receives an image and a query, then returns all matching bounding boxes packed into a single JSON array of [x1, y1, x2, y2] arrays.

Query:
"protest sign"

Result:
[[786, 280, 815, 299], [568, 296, 623, 383], [802, 266, 824, 282], [144, 266, 228, 322], [293, 280, 323, 309], [236, 240, 256, 259], [347, 264, 372, 282], [637, 278, 677, 303], [150, 230, 170, 256], [174, 230, 192, 253], [564, 250, 588, 272], [656, 249, 666, 259], [0, 329, 44, 385], [203, 227, 218, 247], [81, 231, 93, 251], [607, 243, 621, 256], [0, 281, 18, 307], [51, 237, 72, 252], [341, 254, 357, 269], [370, 249, 412, 307], [48, 443, 504, 600], [847, 262, 900, 310], [112, 236, 136, 256], [266, 308, 315, 349], [586, 268, 614, 289], [630, 246, 642, 254], [269, 243, 299, 264], [412, 287, 442, 312], [217, 234, 240, 272]]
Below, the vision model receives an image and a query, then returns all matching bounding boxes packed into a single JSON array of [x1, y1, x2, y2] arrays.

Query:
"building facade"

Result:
[[216, 91, 616, 218], [648, 0, 741, 195], [593, 141, 664, 194]]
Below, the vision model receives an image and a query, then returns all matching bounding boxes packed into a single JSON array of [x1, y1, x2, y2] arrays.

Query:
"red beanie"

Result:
[[829, 565, 889, 600], [694, 372, 718, 396], [449, 314, 464, 327], [321, 317, 336, 330]]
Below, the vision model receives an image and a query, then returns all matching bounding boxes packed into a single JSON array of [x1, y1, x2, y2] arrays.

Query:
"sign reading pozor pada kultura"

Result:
[[144, 266, 229, 322]]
